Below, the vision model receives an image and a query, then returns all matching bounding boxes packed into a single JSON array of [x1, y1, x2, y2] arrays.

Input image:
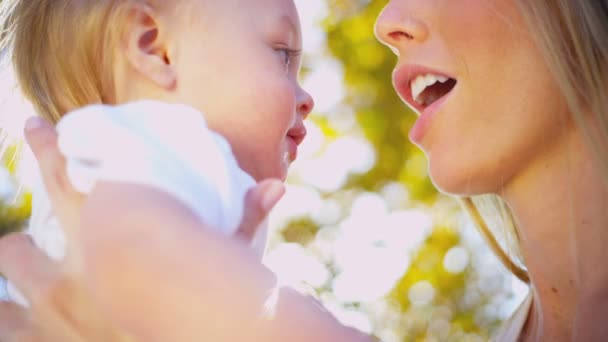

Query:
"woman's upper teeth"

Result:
[[411, 74, 449, 104]]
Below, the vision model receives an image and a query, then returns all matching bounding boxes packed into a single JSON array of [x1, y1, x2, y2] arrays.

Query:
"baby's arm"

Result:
[[80, 181, 371, 342]]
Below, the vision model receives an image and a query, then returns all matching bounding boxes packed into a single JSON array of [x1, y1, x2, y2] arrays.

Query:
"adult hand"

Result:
[[0, 117, 284, 341], [0, 117, 130, 341], [0, 233, 133, 342]]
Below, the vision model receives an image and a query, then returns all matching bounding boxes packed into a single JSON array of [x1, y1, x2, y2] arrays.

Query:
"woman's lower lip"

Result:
[[409, 92, 452, 144]]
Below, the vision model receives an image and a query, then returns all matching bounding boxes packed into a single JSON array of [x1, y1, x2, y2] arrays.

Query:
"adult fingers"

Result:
[[23, 117, 84, 233], [24, 117, 67, 197], [0, 234, 98, 342], [0, 300, 30, 342], [236, 180, 285, 241], [0, 234, 56, 303]]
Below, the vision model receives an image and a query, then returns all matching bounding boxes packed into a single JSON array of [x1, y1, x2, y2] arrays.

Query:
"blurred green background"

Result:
[[0, 0, 526, 341]]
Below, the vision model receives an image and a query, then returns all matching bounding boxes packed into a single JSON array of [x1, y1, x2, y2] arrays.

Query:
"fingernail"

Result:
[[261, 182, 285, 212], [24, 116, 43, 132]]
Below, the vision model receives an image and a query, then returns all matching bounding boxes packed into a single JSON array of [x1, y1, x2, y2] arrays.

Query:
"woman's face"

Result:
[[375, 0, 570, 196]]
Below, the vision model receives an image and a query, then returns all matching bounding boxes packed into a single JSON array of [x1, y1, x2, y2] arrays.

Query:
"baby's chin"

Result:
[[267, 164, 290, 183], [248, 162, 290, 183]]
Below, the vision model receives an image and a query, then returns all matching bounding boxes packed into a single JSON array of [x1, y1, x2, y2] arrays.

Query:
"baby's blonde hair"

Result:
[[0, 0, 160, 123]]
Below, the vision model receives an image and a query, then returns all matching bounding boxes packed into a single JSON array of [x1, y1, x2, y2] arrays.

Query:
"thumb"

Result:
[[236, 180, 285, 241], [23, 117, 84, 234], [23, 116, 69, 199]]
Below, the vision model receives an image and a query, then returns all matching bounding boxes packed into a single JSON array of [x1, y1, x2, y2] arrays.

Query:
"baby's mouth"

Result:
[[410, 74, 457, 109], [287, 123, 307, 146], [285, 122, 307, 163]]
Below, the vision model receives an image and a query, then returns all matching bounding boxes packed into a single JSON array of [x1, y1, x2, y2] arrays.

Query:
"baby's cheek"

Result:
[[232, 134, 283, 181], [244, 80, 297, 178]]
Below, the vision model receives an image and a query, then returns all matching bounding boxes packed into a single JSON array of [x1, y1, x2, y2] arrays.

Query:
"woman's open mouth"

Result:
[[393, 65, 457, 114], [392, 65, 458, 142], [411, 74, 457, 108]]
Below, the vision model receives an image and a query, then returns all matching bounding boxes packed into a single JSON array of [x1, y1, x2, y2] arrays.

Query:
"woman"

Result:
[[375, 0, 608, 340], [1, 0, 607, 341]]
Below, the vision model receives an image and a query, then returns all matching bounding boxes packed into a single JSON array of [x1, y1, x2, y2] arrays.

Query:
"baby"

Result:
[[0, 0, 313, 303]]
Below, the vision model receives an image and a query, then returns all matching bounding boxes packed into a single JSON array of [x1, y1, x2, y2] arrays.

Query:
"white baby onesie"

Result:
[[5, 100, 267, 305]]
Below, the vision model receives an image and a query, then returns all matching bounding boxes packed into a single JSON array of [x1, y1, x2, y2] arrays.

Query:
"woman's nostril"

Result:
[[389, 31, 413, 41]]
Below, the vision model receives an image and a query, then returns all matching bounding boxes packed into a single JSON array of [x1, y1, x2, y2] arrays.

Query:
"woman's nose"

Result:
[[374, 1, 428, 53]]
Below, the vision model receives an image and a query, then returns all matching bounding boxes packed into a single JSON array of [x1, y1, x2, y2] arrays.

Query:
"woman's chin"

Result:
[[428, 164, 495, 197]]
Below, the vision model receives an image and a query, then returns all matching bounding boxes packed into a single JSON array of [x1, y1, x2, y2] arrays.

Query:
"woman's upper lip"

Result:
[[287, 122, 307, 145], [392, 64, 456, 113]]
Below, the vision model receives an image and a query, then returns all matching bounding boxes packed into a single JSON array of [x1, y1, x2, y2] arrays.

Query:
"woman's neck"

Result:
[[501, 126, 608, 341]]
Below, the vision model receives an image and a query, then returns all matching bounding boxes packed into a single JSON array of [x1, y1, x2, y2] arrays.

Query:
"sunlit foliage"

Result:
[[0, 138, 30, 237]]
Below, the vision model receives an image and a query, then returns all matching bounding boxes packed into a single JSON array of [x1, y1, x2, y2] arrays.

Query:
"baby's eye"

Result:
[[276, 47, 301, 68], [277, 49, 292, 66]]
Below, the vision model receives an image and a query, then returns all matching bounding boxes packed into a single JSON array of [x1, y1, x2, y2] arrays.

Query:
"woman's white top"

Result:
[[4, 100, 266, 305]]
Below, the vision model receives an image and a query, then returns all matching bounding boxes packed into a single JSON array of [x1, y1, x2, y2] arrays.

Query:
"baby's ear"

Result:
[[121, 4, 176, 90]]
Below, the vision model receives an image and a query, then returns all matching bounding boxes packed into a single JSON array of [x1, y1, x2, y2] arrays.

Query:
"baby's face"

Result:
[[169, 0, 313, 181]]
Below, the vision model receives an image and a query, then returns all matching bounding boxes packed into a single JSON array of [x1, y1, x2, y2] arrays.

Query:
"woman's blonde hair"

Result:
[[464, 0, 608, 284], [0, 0, 149, 124]]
